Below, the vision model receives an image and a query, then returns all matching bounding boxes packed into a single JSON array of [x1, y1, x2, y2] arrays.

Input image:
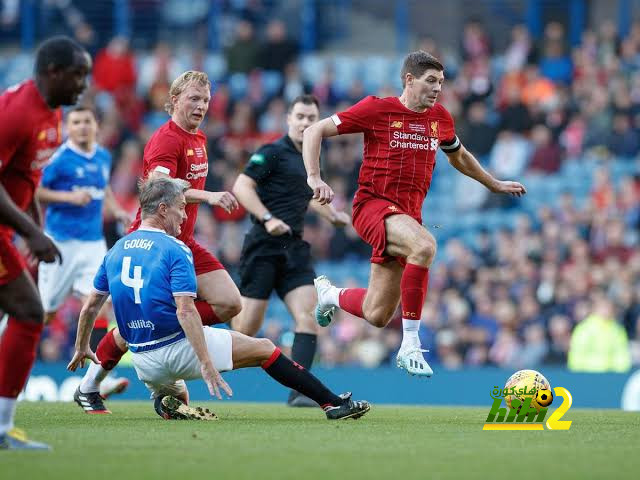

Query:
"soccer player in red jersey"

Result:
[[0, 36, 91, 449], [75, 71, 243, 413], [303, 51, 526, 376]]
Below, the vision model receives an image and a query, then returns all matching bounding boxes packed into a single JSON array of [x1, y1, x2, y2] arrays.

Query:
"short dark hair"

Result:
[[400, 50, 444, 87], [67, 105, 96, 117], [288, 94, 320, 112], [34, 36, 86, 75]]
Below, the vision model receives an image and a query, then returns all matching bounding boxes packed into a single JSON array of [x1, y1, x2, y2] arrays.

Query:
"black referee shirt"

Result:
[[242, 135, 314, 236]]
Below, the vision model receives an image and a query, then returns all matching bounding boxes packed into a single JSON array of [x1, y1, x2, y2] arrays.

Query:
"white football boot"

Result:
[[396, 346, 434, 377], [99, 375, 130, 399], [313, 275, 338, 327]]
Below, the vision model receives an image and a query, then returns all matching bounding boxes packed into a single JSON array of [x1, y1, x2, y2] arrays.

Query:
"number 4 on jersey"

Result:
[[121, 256, 144, 304]]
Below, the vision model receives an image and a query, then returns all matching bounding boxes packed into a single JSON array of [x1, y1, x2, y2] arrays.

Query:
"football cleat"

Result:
[[314, 275, 337, 327], [99, 376, 130, 400], [74, 387, 111, 414], [0, 428, 51, 450], [324, 392, 371, 420], [154, 395, 218, 421], [396, 347, 433, 377]]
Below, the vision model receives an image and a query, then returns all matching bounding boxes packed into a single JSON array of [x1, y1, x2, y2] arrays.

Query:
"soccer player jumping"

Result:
[[303, 51, 526, 377]]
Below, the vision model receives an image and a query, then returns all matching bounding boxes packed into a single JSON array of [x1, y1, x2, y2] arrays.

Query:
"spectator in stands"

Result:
[[225, 20, 259, 74], [259, 20, 299, 72], [568, 292, 632, 372], [92, 36, 136, 96], [528, 124, 563, 173]]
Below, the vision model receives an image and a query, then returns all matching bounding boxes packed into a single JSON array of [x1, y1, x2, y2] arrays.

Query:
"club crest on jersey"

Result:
[[430, 121, 439, 138], [390, 121, 403, 128]]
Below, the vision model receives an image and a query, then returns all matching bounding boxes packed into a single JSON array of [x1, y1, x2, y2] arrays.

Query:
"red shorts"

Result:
[[352, 198, 418, 265], [0, 235, 26, 286], [184, 239, 226, 276]]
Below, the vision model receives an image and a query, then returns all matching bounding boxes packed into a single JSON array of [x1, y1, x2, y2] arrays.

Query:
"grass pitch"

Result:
[[2, 402, 639, 480]]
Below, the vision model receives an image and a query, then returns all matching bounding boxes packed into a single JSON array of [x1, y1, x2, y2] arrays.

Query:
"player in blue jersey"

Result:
[[37, 106, 131, 402], [68, 176, 370, 420]]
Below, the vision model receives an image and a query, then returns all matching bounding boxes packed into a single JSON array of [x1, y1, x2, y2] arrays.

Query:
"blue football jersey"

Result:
[[93, 227, 197, 352], [41, 141, 112, 241]]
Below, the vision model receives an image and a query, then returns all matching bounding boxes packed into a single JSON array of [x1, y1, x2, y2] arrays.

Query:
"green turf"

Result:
[[2, 402, 639, 480]]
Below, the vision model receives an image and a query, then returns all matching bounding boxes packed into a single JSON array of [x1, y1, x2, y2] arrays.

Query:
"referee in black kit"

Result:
[[232, 95, 349, 407]]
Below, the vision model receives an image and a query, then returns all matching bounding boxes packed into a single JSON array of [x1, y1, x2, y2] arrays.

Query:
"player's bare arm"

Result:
[[149, 169, 238, 213], [232, 173, 292, 235], [175, 295, 232, 399], [308, 199, 350, 227], [67, 290, 109, 371], [445, 144, 527, 197], [0, 183, 61, 263], [104, 186, 132, 227], [302, 117, 339, 205], [36, 186, 91, 206]]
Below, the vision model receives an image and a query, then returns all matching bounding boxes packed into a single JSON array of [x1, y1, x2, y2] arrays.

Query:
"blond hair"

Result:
[[164, 70, 211, 114]]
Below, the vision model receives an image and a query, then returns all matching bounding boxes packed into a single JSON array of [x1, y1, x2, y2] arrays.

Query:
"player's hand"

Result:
[[207, 191, 239, 213], [24, 229, 62, 264], [115, 209, 133, 230], [201, 363, 233, 400], [68, 190, 92, 206], [67, 347, 100, 372], [332, 211, 351, 227], [307, 175, 334, 205], [265, 218, 292, 236], [490, 180, 527, 197]]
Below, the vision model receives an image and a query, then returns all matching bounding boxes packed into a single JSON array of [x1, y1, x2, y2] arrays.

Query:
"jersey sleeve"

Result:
[[169, 244, 197, 297], [331, 96, 378, 134], [438, 106, 461, 154], [242, 144, 278, 183], [93, 258, 110, 294], [144, 133, 181, 177], [40, 148, 64, 188]]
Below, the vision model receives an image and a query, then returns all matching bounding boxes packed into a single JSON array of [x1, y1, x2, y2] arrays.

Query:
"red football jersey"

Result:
[[332, 96, 460, 220], [130, 119, 208, 242], [0, 80, 62, 236]]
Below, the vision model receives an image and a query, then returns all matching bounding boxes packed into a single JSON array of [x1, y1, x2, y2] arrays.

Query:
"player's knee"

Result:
[[410, 236, 437, 265], [257, 338, 276, 359], [368, 309, 393, 328], [216, 298, 242, 321]]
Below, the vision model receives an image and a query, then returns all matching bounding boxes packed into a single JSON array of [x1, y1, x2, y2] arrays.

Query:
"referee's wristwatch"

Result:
[[261, 212, 273, 224]]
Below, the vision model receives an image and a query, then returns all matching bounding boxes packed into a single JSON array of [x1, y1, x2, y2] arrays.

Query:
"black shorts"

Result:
[[238, 231, 316, 300]]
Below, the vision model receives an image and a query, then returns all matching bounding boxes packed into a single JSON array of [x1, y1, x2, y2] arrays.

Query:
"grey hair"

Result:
[[139, 176, 190, 218]]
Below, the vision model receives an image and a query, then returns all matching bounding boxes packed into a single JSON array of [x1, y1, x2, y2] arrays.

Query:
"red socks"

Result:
[[96, 328, 126, 371], [0, 318, 44, 397], [195, 300, 223, 326], [338, 288, 367, 318], [401, 264, 429, 320]]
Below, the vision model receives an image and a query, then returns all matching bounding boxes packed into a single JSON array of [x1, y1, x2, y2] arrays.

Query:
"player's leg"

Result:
[[315, 260, 403, 327], [228, 331, 369, 419], [38, 237, 76, 325], [232, 297, 269, 336], [73, 241, 129, 399], [231, 249, 278, 335], [384, 214, 436, 376], [190, 241, 242, 325], [281, 285, 319, 406], [0, 258, 50, 449], [74, 326, 128, 413]]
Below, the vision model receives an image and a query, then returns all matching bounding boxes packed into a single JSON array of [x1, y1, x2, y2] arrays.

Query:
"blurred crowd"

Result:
[[5, 8, 639, 371]]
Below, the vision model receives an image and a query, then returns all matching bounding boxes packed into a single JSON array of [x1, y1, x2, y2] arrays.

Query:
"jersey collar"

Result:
[[137, 226, 166, 233], [66, 140, 97, 159]]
